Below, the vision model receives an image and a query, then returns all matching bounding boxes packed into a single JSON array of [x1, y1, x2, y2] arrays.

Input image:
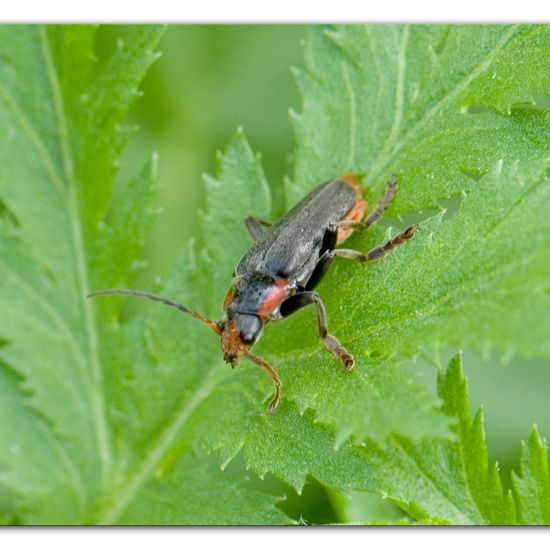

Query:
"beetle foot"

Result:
[[323, 335, 355, 371], [267, 380, 281, 414], [267, 393, 280, 414], [340, 352, 355, 371]]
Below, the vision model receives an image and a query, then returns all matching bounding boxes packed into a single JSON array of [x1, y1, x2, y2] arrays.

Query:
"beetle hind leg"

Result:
[[335, 175, 398, 233], [333, 224, 417, 263], [362, 175, 398, 230], [280, 291, 354, 371]]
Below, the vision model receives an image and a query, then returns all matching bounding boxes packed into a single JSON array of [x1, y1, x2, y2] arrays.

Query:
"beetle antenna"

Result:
[[87, 288, 221, 335]]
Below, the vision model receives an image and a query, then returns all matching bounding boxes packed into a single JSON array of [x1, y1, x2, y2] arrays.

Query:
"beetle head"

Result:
[[219, 273, 278, 365], [219, 312, 263, 366]]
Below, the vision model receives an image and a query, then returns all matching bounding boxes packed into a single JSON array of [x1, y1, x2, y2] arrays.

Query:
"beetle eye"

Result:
[[240, 332, 255, 345], [234, 314, 262, 345]]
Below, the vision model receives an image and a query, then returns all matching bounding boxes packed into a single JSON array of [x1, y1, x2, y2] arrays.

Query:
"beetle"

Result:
[[89, 175, 417, 413]]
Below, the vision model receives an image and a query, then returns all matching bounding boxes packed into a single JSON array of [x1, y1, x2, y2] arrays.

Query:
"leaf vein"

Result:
[[95, 367, 225, 525], [39, 26, 113, 487], [0, 82, 64, 196], [342, 62, 357, 170], [366, 25, 518, 187]]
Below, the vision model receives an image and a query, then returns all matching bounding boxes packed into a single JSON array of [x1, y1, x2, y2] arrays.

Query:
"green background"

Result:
[[101, 25, 550, 522]]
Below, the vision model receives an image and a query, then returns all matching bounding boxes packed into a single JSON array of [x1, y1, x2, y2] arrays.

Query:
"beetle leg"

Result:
[[304, 250, 336, 291], [362, 176, 398, 229], [332, 224, 417, 263], [243, 350, 281, 413], [335, 176, 398, 232], [280, 291, 354, 371], [244, 216, 272, 241]]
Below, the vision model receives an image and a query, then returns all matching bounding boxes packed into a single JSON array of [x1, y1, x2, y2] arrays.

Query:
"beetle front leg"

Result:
[[244, 216, 272, 241], [333, 224, 417, 263], [280, 292, 354, 371], [244, 350, 281, 413]]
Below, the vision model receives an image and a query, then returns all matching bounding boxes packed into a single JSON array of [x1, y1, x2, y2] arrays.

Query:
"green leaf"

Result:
[[339, 157, 550, 362], [110, 455, 290, 526], [512, 427, 550, 525], [0, 23, 161, 522], [0, 25, 290, 526], [358, 355, 550, 525], [3, 23, 550, 526], [289, 25, 550, 210], [365, 354, 516, 525]]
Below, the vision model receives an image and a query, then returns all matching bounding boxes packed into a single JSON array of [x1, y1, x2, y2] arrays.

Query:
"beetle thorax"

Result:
[[229, 273, 289, 319]]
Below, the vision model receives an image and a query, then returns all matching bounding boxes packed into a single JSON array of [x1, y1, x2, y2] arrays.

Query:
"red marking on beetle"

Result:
[[336, 174, 367, 243], [223, 287, 234, 309], [339, 174, 362, 199], [337, 176, 367, 244], [337, 199, 367, 244], [258, 278, 288, 319]]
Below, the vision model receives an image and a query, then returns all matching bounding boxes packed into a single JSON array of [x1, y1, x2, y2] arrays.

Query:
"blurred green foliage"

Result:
[[108, 25, 306, 281]]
